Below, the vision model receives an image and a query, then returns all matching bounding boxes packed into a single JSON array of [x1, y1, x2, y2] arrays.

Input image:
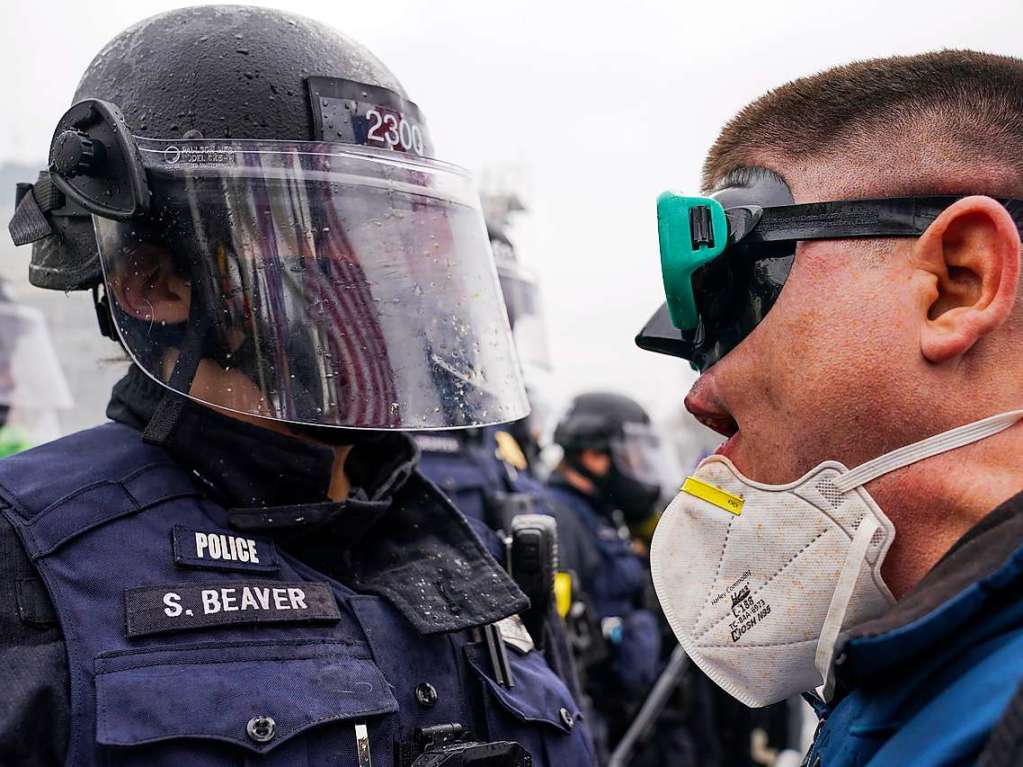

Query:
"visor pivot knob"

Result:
[[51, 130, 106, 178]]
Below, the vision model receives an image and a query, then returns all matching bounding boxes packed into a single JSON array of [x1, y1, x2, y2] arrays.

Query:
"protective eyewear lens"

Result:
[[654, 193, 795, 371]]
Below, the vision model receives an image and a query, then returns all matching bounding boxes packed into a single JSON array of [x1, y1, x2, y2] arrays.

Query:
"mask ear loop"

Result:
[[833, 409, 1023, 494], [814, 408, 1023, 698], [815, 514, 880, 700]]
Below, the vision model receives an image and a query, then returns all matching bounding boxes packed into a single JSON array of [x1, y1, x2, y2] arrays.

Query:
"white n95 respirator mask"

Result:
[[650, 410, 1023, 708]]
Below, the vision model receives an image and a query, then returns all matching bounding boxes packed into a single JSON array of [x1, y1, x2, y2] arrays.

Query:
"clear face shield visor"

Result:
[[93, 137, 529, 430], [609, 421, 675, 489]]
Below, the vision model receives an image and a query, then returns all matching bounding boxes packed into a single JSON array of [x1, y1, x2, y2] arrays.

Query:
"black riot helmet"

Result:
[[554, 392, 667, 522], [8, 6, 528, 433]]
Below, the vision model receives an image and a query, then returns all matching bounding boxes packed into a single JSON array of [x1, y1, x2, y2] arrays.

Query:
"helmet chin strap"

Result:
[[142, 301, 212, 446]]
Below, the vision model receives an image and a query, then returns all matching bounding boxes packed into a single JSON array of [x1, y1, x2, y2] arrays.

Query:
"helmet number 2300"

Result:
[[365, 108, 425, 155]]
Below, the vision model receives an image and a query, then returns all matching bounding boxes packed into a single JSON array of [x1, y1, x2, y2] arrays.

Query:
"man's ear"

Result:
[[915, 196, 1021, 363], [108, 243, 191, 324]]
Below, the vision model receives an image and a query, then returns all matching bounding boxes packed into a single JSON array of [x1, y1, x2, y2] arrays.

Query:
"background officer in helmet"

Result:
[[0, 7, 594, 766], [546, 391, 665, 760], [417, 191, 559, 530], [416, 195, 586, 703]]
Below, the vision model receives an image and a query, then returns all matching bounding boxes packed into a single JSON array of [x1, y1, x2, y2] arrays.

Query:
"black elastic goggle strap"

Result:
[[740, 196, 1023, 246]]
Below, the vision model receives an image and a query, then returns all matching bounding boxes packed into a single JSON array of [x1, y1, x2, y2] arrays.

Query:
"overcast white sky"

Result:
[[2, 0, 1023, 428]]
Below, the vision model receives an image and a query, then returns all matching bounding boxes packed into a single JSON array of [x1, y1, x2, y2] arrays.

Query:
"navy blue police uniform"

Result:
[[543, 478, 660, 695], [416, 428, 517, 528], [416, 427, 591, 702], [0, 369, 595, 766], [416, 427, 580, 542], [543, 475, 661, 761]]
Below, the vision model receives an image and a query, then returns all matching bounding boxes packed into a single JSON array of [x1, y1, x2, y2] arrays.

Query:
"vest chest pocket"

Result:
[[464, 641, 594, 767], [95, 640, 398, 767]]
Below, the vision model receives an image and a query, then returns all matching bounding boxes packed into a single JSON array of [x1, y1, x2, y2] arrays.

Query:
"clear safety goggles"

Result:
[[94, 137, 529, 429], [636, 169, 1023, 372]]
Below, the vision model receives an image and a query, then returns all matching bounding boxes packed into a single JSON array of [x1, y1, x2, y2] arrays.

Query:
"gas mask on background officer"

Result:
[[2, 6, 594, 766]]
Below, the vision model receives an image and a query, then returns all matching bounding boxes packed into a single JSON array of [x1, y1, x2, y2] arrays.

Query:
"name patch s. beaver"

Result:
[[123, 581, 341, 637]]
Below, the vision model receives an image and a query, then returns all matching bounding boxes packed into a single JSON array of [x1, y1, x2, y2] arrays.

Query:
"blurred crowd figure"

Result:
[[0, 281, 72, 455]]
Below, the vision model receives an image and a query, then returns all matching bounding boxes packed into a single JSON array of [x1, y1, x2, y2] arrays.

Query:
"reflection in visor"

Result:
[[95, 139, 528, 430], [232, 168, 400, 426]]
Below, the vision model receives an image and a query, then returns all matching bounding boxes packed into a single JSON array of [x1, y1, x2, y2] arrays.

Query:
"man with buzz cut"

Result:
[[637, 51, 1023, 766]]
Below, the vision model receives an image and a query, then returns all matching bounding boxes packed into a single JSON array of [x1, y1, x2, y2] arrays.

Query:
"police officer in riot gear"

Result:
[[546, 392, 665, 761], [1, 7, 594, 766]]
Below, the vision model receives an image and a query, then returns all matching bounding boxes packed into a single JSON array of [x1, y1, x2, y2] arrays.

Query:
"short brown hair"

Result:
[[703, 50, 1023, 195]]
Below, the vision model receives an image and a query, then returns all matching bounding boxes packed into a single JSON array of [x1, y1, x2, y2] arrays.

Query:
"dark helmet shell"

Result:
[[74, 5, 405, 140], [554, 391, 652, 452], [31, 5, 408, 290]]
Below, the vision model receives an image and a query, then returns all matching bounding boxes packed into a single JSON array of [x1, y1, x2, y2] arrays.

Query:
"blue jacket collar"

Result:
[[104, 366, 527, 634], [836, 493, 1023, 693]]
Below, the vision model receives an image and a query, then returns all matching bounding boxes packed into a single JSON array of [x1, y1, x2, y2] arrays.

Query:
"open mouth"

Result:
[[692, 409, 738, 438], [684, 381, 740, 456], [684, 396, 738, 438]]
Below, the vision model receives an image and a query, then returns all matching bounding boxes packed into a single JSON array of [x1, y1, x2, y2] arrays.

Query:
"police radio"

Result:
[[485, 490, 535, 535], [509, 513, 558, 651]]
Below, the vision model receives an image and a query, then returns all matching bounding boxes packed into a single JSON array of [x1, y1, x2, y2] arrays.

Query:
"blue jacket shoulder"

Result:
[[0, 422, 172, 519]]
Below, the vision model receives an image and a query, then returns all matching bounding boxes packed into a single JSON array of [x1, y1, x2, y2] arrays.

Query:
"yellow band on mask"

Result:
[[682, 476, 745, 516]]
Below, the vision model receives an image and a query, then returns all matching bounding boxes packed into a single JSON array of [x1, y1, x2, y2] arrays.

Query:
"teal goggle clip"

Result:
[[657, 193, 762, 331]]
